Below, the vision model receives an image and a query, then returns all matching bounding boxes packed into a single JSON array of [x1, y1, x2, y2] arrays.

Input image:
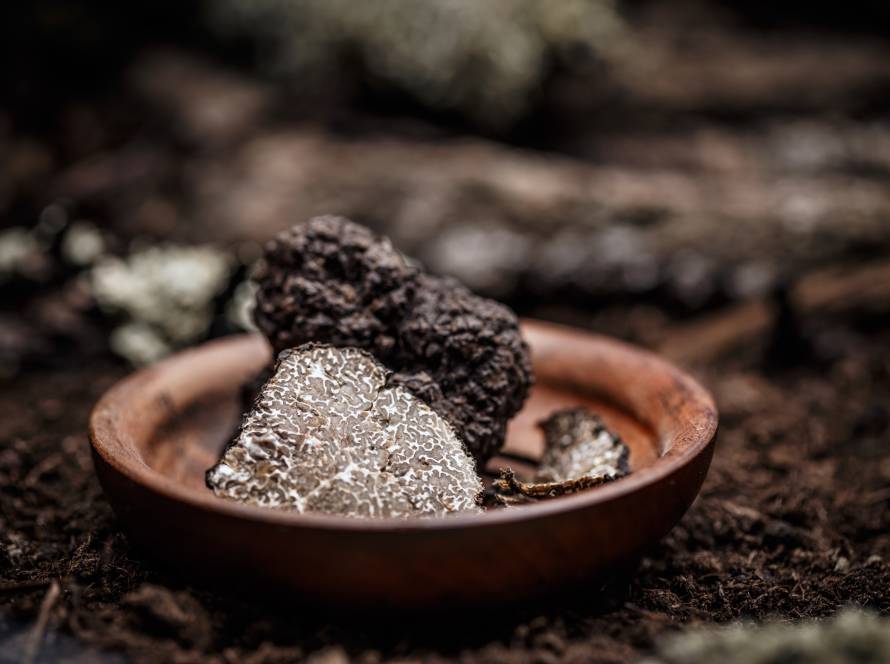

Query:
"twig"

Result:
[[21, 579, 60, 664], [0, 579, 50, 596], [658, 259, 890, 364], [860, 487, 890, 505], [493, 467, 610, 501]]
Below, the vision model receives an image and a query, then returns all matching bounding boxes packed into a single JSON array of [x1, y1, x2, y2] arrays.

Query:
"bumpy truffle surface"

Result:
[[206, 344, 482, 518], [253, 216, 533, 463], [254, 216, 419, 359]]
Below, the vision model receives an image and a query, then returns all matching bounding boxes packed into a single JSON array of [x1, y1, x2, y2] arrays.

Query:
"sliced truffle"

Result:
[[493, 408, 630, 503], [206, 344, 482, 518], [253, 216, 533, 463], [536, 407, 630, 483]]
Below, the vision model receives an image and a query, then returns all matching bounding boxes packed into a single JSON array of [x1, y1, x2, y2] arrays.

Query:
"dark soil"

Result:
[[2, 301, 888, 663]]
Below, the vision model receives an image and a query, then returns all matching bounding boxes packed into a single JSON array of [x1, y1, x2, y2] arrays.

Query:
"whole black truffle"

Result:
[[254, 216, 419, 361], [253, 216, 533, 463]]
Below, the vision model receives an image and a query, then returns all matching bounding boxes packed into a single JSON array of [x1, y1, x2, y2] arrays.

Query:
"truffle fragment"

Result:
[[494, 407, 630, 503], [536, 407, 630, 483], [253, 216, 533, 463], [206, 344, 482, 518]]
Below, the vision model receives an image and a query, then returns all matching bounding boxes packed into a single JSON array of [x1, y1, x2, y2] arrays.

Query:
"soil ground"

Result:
[[2, 297, 889, 664]]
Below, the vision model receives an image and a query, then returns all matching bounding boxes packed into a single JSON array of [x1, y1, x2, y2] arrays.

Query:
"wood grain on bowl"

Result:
[[89, 319, 717, 608]]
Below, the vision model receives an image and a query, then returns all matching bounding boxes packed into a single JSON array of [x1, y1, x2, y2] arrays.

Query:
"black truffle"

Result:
[[253, 216, 533, 463], [254, 216, 418, 359]]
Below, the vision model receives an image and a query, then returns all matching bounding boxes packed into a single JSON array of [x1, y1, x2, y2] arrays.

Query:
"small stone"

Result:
[[206, 344, 482, 518]]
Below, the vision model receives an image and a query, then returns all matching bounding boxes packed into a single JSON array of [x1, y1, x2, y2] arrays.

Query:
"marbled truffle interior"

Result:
[[206, 344, 482, 518], [536, 408, 630, 483]]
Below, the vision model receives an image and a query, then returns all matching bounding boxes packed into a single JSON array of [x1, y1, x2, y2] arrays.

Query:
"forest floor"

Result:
[[1, 292, 889, 664]]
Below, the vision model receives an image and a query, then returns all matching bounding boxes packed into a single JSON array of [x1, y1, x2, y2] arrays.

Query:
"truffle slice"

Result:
[[206, 344, 482, 518], [493, 408, 630, 503], [253, 216, 533, 464], [536, 408, 630, 483]]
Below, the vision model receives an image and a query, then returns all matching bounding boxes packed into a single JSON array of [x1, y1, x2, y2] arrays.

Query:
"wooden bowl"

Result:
[[89, 320, 717, 608]]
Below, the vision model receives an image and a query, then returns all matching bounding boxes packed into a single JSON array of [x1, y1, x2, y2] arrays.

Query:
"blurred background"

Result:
[[2, 2, 890, 662], [4, 0, 890, 372]]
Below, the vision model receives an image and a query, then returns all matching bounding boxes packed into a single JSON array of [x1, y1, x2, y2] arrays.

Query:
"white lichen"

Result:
[[644, 609, 890, 664], [0, 227, 39, 275], [225, 279, 258, 332], [108, 322, 172, 366], [61, 221, 105, 266], [209, 0, 625, 128], [90, 245, 233, 364]]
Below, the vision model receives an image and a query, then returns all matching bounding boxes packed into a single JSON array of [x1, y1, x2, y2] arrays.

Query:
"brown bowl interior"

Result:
[[147, 345, 659, 493], [90, 319, 717, 608]]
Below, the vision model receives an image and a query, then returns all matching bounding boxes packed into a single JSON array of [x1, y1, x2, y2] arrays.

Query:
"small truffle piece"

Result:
[[253, 216, 533, 464], [493, 408, 630, 503], [206, 344, 482, 518], [536, 407, 630, 483]]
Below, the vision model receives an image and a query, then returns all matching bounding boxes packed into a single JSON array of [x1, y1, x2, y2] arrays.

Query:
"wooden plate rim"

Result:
[[89, 319, 718, 533]]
